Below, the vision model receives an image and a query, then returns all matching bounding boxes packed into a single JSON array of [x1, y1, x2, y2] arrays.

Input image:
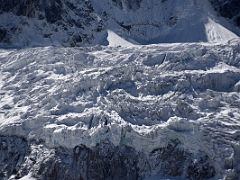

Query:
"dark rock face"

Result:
[[236, 16, 240, 27], [44, 0, 63, 23], [150, 140, 189, 177], [0, 136, 28, 179], [209, 0, 240, 27], [187, 154, 216, 180], [0, 0, 63, 23], [0, 137, 146, 180], [0, 28, 8, 42], [37, 142, 144, 180], [0, 136, 220, 180], [0, 0, 97, 24], [0, 0, 105, 47], [112, 0, 142, 10], [149, 140, 216, 179]]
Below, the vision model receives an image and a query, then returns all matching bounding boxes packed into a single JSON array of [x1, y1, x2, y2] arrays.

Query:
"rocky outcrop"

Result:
[[111, 0, 142, 10], [0, 28, 8, 42], [0, 136, 28, 179], [0, 0, 105, 47], [0, 0, 63, 22], [209, 0, 240, 27], [0, 136, 219, 180], [0, 0, 87, 23]]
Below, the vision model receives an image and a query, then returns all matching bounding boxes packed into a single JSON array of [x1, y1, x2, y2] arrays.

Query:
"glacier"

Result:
[[1, 40, 240, 179], [0, 0, 240, 179]]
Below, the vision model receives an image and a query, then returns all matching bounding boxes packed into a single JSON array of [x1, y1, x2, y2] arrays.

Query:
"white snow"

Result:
[[0, 0, 238, 47], [205, 18, 239, 42], [19, 174, 36, 180], [91, 0, 240, 44], [0, 41, 239, 165], [9, 173, 36, 180], [107, 30, 135, 47]]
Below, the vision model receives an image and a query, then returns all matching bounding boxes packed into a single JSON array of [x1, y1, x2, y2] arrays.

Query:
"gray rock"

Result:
[[0, 136, 220, 180]]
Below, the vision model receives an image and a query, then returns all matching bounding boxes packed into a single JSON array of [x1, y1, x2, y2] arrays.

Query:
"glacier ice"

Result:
[[0, 40, 240, 179]]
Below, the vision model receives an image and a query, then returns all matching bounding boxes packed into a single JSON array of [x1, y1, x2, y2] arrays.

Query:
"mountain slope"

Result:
[[92, 0, 239, 44], [0, 0, 239, 47], [209, 0, 240, 26], [0, 0, 106, 47]]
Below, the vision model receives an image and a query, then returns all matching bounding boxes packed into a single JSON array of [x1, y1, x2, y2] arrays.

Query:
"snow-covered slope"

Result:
[[0, 0, 239, 47], [92, 0, 240, 44], [0, 0, 106, 47], [1, 40, 240, 179]]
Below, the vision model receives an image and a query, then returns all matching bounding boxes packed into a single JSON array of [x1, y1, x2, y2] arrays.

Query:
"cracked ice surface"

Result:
[[0, 40, 240, 177]]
